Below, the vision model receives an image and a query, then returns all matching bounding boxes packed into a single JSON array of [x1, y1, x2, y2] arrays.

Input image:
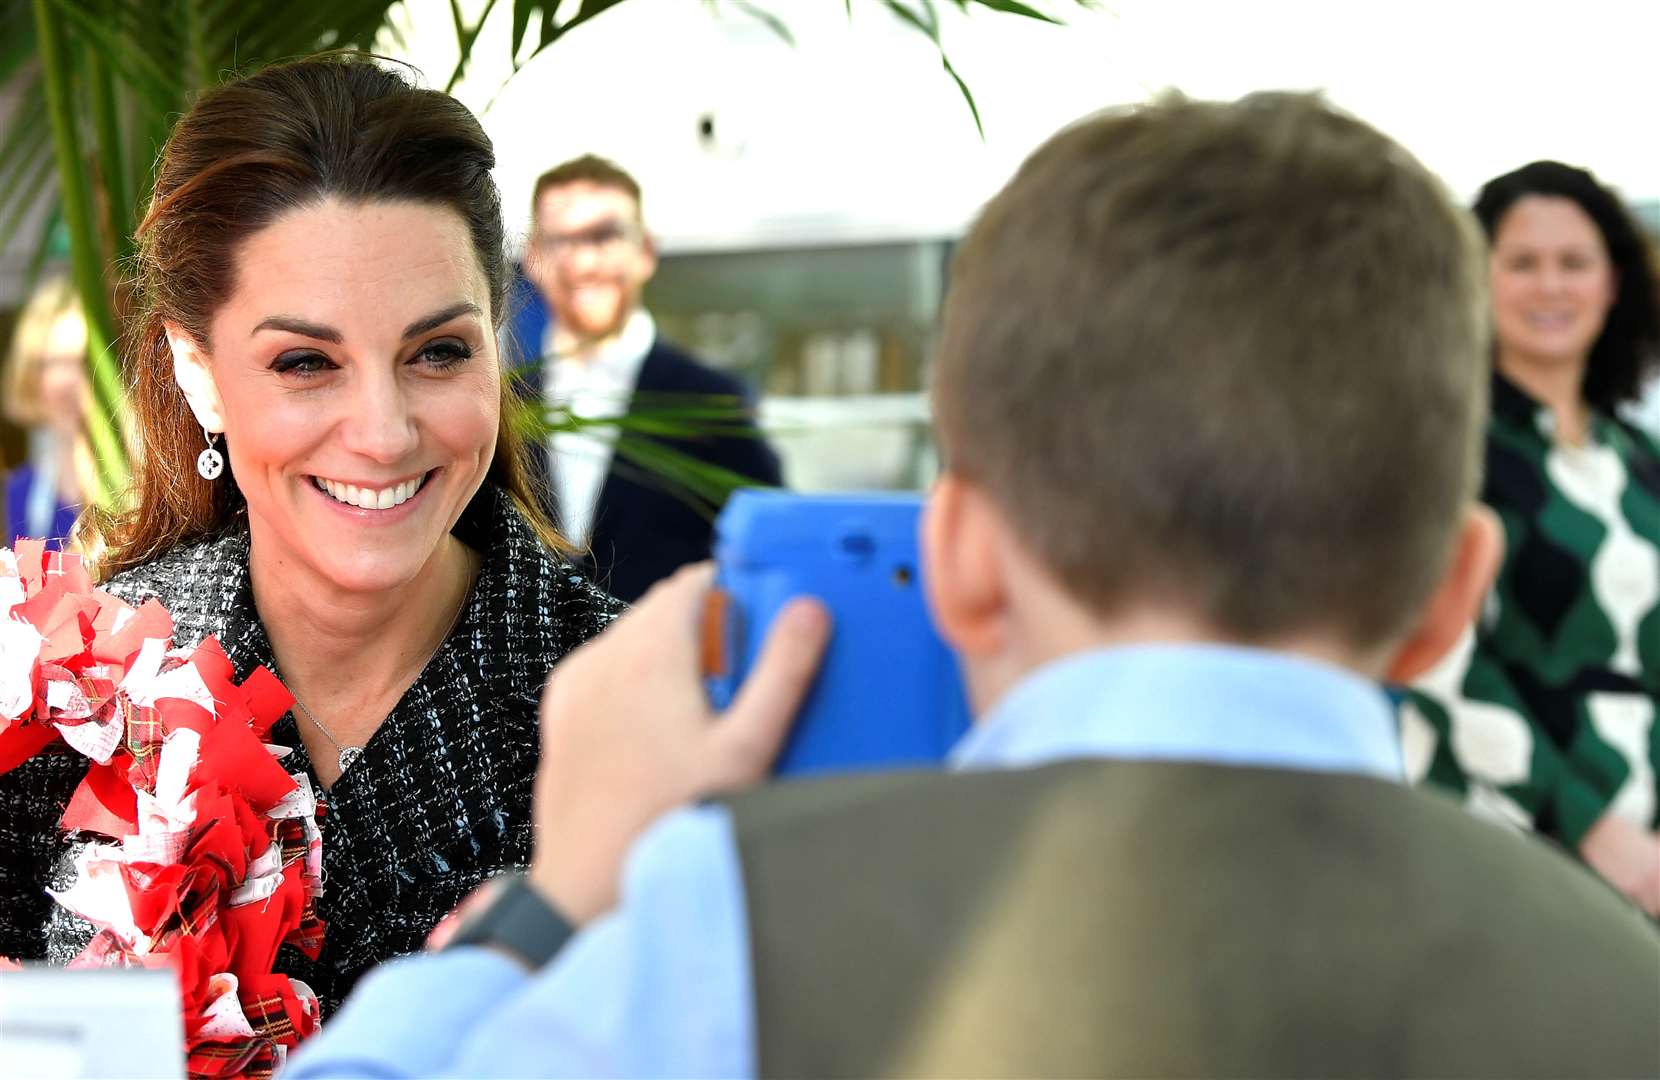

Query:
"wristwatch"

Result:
[[431, 873, 574, 969]]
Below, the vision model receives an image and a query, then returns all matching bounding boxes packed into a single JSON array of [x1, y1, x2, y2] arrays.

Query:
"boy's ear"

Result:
[[1385, 505, 1504, 684], [921, 472, 1012, 659], [166, 323, 225, 433]]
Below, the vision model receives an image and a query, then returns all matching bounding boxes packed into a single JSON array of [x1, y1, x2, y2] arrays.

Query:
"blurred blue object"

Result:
[[707, 490, 971, 776]]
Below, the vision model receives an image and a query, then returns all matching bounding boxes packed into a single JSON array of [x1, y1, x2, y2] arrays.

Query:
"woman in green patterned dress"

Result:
[[1404, 161, 1660, 915]]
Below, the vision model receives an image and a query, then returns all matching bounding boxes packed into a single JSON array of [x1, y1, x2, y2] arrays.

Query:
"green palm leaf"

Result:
[[515, 391, 786, 518], [0, 0, 37, 81]]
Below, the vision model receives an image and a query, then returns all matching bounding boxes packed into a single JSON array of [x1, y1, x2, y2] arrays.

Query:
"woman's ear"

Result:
[[1385, 505, 1504, 684], [165, 323, 225, 433]]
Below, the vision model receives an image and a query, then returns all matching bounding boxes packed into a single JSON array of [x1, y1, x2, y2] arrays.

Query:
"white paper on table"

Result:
[[0, 967, 185, 1079]]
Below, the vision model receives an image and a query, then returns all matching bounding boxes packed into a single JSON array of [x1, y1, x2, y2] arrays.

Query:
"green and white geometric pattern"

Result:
[[1403, 374, 1660, 849]]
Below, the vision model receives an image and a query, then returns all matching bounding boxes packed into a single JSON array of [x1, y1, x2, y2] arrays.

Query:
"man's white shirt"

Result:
[[542, 310, 655, 547]]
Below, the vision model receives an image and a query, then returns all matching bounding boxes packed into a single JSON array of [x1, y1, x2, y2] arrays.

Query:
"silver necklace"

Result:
[[286, 593, 470, 775], [292, 696, 366, 774]]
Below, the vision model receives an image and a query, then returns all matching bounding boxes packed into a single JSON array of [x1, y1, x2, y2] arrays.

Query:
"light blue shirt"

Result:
[[285, 644, 1401, 1079]]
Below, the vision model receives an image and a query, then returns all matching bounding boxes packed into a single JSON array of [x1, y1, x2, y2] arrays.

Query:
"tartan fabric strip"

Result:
[[124, 701, 163, 789], [174, 868, 223, 940], [243, 988, 296, 1043], [286, 898, 326, 960], [78, 674, 118, 713], [186, 1035, 276, 1080], [271, 817, 308, 867], [125, 701, 162, 758]]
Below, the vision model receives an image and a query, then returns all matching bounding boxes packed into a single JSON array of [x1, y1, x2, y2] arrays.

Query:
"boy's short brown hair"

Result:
[[531, 154, 643, 221], [932, 92, 1487, 651]]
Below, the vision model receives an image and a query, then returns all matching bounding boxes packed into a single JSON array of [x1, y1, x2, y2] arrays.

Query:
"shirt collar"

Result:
[[950, 643, 1403, 782], [1490, 368, 1621, 447]]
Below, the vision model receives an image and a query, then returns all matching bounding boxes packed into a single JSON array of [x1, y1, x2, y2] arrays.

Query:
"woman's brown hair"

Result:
[[84, 54, 566, 577]]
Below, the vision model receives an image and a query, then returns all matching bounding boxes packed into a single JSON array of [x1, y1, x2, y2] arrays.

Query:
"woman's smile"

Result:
[[310, 469, 437, 515]]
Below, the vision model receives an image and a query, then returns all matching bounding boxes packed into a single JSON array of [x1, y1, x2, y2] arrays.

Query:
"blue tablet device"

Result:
[[706, 490, 973, 777]]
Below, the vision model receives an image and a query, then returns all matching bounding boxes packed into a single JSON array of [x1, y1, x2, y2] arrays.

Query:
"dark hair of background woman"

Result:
[[1472, 160, 1660, 415], [84, 54, 565, 576]]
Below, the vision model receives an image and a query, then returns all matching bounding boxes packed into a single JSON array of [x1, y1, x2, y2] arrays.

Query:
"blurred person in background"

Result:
[[2, 274, 93, 550], [290, 96, 1658, 1080], [514, 155, 782, 603], [1404, 160, 1660, 915], [0, 55, 622, 1019]]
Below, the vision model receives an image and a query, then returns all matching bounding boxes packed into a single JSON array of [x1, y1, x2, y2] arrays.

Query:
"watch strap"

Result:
[[442, 874, 574, 969]]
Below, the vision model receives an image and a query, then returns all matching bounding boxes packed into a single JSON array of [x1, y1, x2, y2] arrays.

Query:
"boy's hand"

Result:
[[527, 563, 830, 924]]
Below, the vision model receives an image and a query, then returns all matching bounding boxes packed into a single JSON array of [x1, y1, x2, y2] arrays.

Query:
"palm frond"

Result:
[[47, 0, 185, 113], [0, 0, 37, 82], [229, 0, 400, 72], [514, 393, 781, 518], [0, 82, 53, 219], [515, 0, 625, 72], [874, 0, 1075, 137], [21, 207, 64, 295], [728, 0, 795, 47], [0, 154, 56, 254], [608, 434, 771, 519], [78, 31, 136, 263], [444, 0, 500, 94], [965, 0, 1063, 23]]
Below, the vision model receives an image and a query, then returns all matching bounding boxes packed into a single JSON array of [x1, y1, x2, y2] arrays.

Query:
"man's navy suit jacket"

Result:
[[508, 286, 783, 602]]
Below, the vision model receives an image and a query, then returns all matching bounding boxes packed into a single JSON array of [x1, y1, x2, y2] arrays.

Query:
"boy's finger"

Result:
[[714, 598, 831, 782]]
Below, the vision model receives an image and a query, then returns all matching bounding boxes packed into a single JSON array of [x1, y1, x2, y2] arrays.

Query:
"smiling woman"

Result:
[[1404, 161, 1660, 915], [0, 56, 623, 1020]]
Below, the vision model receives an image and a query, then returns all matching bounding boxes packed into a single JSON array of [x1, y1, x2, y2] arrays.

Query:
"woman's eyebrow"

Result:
[[251, 315, 342, 342], [402, 302, 482, 340], [249, 302, 483, 343]]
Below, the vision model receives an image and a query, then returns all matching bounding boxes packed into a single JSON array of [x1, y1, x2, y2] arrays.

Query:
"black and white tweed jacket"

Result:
[[0, 485, 621, 1016]]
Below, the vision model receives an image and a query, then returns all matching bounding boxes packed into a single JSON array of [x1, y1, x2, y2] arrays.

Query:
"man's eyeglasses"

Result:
[[533, 219, 643, 258]]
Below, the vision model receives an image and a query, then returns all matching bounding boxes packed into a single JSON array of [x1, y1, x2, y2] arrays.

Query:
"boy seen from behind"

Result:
[[293, 93, 1660, 1080]]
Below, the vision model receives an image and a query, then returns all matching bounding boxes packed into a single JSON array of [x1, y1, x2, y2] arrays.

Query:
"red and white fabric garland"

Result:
[[0, 540, 325, 1079]]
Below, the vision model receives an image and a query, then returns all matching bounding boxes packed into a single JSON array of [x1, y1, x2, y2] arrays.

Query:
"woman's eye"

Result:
[[416, 339, 473, 368], [271, 351, 335, 376]]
